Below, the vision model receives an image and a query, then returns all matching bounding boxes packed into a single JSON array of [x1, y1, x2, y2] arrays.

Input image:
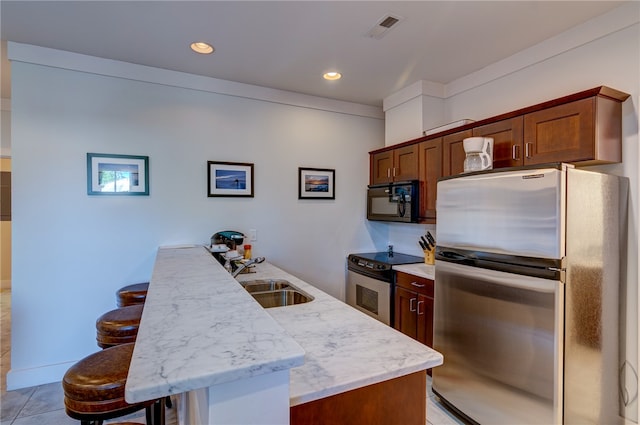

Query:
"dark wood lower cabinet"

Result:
[[290, 371, 426, 425], [395, 286, 419, 339], [394, 272, 434, 348], [416, 293, 434, 349], [394, 272, 435, 375]]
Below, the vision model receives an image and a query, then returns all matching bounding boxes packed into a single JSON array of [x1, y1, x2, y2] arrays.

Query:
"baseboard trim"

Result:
[[6, 360, 76, 390]]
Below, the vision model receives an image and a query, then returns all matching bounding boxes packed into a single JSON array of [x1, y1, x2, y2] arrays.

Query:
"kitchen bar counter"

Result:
[[235, 261, 443, 406], [126, 246, 443, 423], [125, 246, 305, 404]]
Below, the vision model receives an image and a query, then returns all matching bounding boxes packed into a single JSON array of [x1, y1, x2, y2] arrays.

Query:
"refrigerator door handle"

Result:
[[436, 250, 468, 262]]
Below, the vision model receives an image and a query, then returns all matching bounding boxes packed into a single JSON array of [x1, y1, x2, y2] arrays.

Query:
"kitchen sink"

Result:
[[239, 279, 314, 308], [240, 279, 291, 293], [250, 289, 314, 308]]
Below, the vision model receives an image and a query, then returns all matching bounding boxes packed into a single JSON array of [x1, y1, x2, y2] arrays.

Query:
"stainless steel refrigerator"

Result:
[[433, 163, 626, 425]]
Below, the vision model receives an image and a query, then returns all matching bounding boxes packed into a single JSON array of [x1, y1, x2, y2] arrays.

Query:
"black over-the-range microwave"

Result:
[[366, 180, 419, 223]]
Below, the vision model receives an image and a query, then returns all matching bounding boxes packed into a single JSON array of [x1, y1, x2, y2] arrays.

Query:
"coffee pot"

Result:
[[463, 137, 494, 173]]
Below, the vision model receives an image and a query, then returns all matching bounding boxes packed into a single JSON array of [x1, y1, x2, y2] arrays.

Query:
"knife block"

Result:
[[424, 249, 435, 265]]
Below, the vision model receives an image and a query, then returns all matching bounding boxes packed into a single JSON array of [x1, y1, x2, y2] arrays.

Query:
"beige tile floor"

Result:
[[0, 288, 467, 425]]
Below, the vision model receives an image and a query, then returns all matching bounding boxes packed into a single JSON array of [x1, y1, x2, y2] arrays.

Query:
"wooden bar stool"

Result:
[[116, 282, 149, 307], [96, 304, 143, 349], [62, 343, 164, 425], [95, 304, 174, 410]]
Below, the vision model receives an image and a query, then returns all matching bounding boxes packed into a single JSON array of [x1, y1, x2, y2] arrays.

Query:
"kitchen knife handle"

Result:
[[410, 298, 417, 312], [411, 281, 426, 288]]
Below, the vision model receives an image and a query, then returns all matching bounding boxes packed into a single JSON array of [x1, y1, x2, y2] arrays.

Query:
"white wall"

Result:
[[382, 79, 447, 146], [384, 95, 424, 146], [7, 55, 384, 388], [384, 94, 445, 146]]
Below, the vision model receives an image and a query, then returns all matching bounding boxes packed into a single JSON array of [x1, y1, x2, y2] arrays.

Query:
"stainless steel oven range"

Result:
[[346, 252, 424, 326]]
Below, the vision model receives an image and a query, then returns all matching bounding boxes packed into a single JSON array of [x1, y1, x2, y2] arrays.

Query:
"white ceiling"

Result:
[[0, 1, 627, 106]]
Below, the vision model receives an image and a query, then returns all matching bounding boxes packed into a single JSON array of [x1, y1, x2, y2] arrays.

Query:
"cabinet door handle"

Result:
[[525, 142, 532, 158], [410, 298, 417, 312], [512, 145, 519, 160], [387, 168, 391, 178], [417, 300, 424, 315], [392, 167, 396, 177], [410, 281, 425, 288]]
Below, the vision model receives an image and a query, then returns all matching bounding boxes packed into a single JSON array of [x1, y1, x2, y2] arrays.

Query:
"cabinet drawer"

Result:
[[396, 272, 434, 297]]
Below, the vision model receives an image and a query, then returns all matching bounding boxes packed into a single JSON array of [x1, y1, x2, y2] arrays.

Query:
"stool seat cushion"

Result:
[[117, 282, 149, 307], [96, 304, 143, 348], [63, 343, 153, 415]]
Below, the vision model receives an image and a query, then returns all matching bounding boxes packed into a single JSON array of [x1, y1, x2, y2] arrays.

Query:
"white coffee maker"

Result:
[[463, 137, 494, 173]]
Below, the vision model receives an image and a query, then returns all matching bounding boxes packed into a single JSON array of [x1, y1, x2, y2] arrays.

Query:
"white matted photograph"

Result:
[[208, 161, 254, 197], [87, 153, 149, 196]]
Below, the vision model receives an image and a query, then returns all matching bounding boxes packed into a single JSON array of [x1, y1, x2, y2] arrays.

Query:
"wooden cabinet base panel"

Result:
[[290, 371, 426, 425]]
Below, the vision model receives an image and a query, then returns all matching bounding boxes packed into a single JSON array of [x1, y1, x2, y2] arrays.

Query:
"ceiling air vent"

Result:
[[366, 14, 404, 39]]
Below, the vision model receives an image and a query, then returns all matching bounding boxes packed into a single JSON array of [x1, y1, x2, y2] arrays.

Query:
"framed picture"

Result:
[[208, 161, 254, 197], [87, 153, 149, 196], [298, 167, 335, 199]]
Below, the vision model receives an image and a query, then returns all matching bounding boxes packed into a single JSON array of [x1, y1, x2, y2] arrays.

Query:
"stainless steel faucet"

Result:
[[231, 256, 265, 277]]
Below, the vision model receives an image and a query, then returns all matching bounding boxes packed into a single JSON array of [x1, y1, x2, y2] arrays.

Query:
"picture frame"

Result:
[[208, 161, 254, 197], [87, 153, 149, 196], [298, 167, 335, 200]]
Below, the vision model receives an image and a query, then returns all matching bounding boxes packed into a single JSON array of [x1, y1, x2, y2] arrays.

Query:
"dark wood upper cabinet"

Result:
[[472, 117, 524, 168], [370, 150, 393, 185], [442, 130, 472, 177], [394, 144, 419, 181], [523, 96, 622, 165], [369, 86, 630, 222], [417, 139, 442, 222], [370, 144, 418, 185]]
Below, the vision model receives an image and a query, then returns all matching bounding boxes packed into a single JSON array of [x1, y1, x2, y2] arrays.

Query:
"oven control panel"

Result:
[[351, 257, 391, 271], [347, 254, 393, 281]]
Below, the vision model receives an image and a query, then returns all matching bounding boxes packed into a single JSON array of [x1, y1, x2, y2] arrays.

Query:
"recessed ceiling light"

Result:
[[323, 72, 342, 81], [190, 42, 214, 55]]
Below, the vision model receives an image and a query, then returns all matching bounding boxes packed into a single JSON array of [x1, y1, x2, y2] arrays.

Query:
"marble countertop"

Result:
[[394, 263, 436, 280], [236, 262, 443, 406], [126, 245, 443, 406], [125, 246, 305, 403]]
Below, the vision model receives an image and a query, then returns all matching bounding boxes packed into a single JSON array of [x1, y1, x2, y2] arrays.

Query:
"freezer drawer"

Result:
[[436, 166, 565, 259], [432, 260, 563, 425]]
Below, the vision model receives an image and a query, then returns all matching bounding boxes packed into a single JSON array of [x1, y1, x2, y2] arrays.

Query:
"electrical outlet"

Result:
[[249, 229, 257, 241]]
